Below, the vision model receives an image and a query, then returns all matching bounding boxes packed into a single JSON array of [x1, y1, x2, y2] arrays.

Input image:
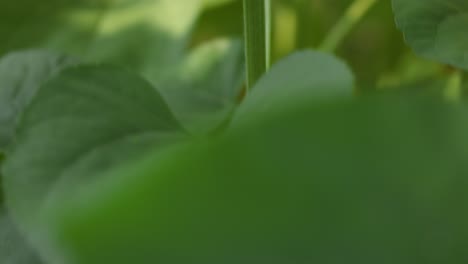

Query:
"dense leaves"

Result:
[[2, 50, 354, 262], [1, 0, 468, 263], [393, 0, 468, 70]]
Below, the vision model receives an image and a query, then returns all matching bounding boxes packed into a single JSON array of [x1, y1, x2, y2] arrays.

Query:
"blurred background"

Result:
[[195, 0, 446, 92], [0, 0, 449, 92]]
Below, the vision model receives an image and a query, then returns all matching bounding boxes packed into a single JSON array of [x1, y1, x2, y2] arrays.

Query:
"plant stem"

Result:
[[319, 0, 377, 53], [243, 0, 271, 91], [444, 70, 463, 102]]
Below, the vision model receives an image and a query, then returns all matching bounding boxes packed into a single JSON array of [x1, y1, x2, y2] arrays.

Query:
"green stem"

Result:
[[243, 0, 271, 90], [319, 0, 377, 53], [444, 70, 463, 102]]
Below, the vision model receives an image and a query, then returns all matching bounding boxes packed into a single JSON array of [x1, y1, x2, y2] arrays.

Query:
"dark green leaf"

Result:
[[393, 0, 468, 70]]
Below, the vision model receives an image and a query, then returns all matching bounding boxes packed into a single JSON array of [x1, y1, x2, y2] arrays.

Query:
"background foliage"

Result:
[[0, 0, 450, 89], [1, 0, 467, 263]]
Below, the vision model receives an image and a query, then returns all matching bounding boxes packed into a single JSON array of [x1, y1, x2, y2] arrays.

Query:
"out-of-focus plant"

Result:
[[0, 0, 467, 263]]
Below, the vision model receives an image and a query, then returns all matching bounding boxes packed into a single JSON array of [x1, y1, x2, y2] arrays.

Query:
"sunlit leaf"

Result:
[[0, 0, 202, 82]]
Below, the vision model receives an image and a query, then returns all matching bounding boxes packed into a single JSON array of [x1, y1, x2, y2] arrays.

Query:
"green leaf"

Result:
[[3, 65, 185, 243], [0, 50, 76, 194], [160, 39, 245, 134], [0, 50, 76, 153], [0, 210, 42, 264], [393, 0, 468, 70], [0, 50, 76, 207], [35, 95, 468, 264], [233, 51, 354, 124], [0, 0, 201, 83]]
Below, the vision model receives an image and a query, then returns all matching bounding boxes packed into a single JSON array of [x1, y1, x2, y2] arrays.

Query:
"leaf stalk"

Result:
[[243, 0, 271, 91], [320, 0, 377, 53]]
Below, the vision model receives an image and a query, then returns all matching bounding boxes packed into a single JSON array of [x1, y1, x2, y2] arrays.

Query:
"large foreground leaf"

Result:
[[37, 95, 468, 263], [3, 65, 185, 240], [393, 0, 468, 70]]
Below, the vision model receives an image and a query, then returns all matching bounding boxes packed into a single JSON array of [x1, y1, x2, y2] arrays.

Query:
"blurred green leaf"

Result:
[[202, 0, 235, 9], [39, 94, 468, 264], [0, 0, 201, 83], [161, 39, 244, 134], [377, 52, 445, 89], [192, 0, 243, 45], [0, 50, 76, 209], [0, 210, 42, 264], [0, 50, 76, 153], [233, 51, 354, 124], [3, 65, 185, 243], [393, 0, 468, 70]]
